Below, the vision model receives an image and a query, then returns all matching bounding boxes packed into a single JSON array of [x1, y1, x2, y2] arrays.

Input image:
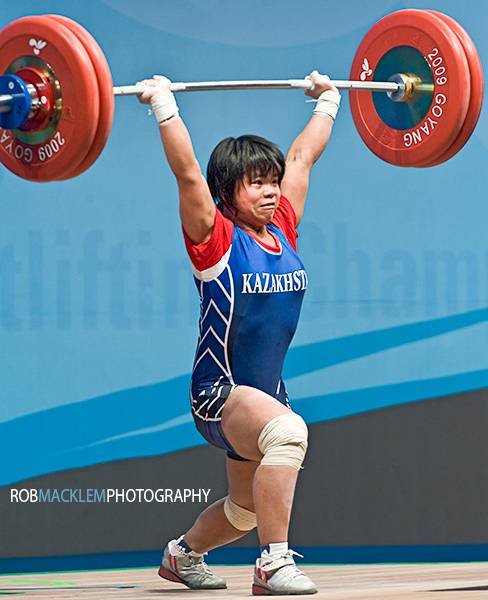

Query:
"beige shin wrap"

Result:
[[257, 413, 308, 471], [223, 496, 257, 531]]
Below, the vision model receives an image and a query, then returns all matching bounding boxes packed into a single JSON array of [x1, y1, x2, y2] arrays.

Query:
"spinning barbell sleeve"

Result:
[[0, 95, 13, 112], [0, 83, 38, 113]]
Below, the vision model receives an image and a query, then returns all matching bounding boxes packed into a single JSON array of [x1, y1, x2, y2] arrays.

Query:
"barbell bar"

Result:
[[116, 78, 406, 95], [0, 77, 406, 114], [0, 9, 483, 181]]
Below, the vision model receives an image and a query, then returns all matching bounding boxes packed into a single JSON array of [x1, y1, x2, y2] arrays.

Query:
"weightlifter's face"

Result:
[[233, 172, 280, 227]]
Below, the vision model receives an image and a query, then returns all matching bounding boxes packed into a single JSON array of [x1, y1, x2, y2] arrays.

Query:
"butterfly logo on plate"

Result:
[[29, 38, 47, 55], [360, 58, 373, 80]]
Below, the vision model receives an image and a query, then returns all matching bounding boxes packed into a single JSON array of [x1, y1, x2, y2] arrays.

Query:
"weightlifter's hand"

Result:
[[306, 70, 341, 121], [305, 70, 338, 99], [137, 75, 172, 103], [137, 75, 179, 124]]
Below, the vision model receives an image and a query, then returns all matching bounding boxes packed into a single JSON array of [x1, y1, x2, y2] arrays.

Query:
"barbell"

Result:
[[0, 9, 483, 182]]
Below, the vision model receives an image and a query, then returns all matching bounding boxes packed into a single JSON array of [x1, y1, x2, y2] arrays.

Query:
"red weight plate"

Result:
[[419, 11, 484, 167], [0, 15, 99, 182], [349, 9, 470, 167], [46, 15, 114, 180]]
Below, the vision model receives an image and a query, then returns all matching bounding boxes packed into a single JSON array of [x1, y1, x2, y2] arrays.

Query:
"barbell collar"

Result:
[[0, 75, 36, 129]]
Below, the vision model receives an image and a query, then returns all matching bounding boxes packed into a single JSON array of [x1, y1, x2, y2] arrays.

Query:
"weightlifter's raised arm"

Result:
[[138, 76, 215, 244], [281, 71, 341, 225]]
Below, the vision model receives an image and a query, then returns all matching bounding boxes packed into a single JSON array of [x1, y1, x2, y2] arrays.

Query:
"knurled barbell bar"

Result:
[[0, 9, 483, 182]]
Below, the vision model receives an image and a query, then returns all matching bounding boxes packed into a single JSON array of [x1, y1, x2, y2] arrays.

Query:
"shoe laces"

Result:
[[286, 549, 304, 560], [260, 548, 305, 575], [188, 553, 214, 576], [281, 550, 305, 578]]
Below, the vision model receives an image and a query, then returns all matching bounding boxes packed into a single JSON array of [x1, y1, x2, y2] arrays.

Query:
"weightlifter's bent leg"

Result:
[[221, 385, 317, 595], [159, 458, 258, 589]]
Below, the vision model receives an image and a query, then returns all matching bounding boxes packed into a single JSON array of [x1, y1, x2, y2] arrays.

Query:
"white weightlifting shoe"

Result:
[[252, 549, 317, 595], [158, 540, 227, 589]]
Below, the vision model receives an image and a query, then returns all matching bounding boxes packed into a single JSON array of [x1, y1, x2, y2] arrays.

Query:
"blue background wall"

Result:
[[1, 0, 487, 569]]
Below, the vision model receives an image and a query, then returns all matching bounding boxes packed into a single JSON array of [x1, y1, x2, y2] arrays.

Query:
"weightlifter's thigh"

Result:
[[221, 385, 292, 462]]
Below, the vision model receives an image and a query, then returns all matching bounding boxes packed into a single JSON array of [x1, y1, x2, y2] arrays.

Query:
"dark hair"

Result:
[[206, 135, 285, 209]]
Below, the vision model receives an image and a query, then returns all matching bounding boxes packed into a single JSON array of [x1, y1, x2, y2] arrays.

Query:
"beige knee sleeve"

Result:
[[223, 496, 257, 531], [257, 413, 308, 471]]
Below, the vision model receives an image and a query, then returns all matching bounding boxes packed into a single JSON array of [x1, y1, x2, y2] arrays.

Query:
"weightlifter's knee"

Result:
[[257, 413, 308, 471], [223, 496, 257, 531]]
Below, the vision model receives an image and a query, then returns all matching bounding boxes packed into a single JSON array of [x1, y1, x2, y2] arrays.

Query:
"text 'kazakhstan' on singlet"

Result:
[[183, 195, 308, 405]]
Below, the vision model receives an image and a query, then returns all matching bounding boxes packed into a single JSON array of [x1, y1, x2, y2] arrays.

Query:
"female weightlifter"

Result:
[[138, 70, 340, 595]]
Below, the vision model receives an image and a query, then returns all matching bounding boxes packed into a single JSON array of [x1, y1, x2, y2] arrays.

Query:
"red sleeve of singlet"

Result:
[[271, 195, 298, 251], [182, 208, 234, 272]]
